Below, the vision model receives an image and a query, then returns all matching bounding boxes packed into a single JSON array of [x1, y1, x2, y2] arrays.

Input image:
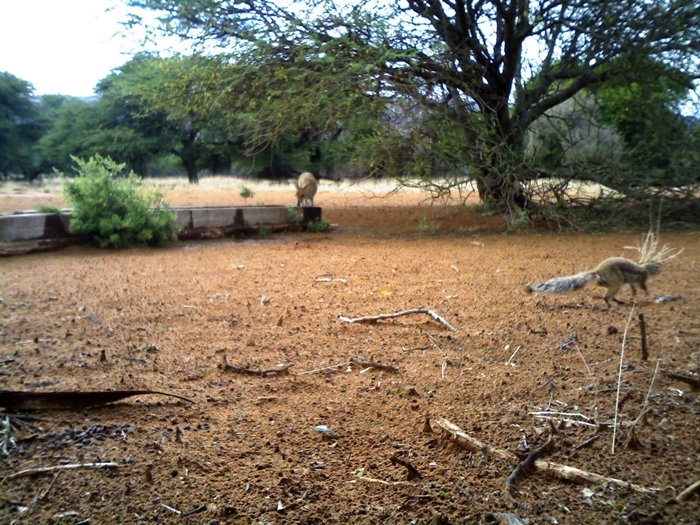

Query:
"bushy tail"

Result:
[[526, 271, 597, 295]]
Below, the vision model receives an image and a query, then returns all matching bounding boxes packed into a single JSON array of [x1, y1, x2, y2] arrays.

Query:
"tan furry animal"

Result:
[[525, 257, 661, 306], [295, 172, 318, 207]]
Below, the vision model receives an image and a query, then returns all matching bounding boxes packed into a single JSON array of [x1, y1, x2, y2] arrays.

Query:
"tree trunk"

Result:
[[174, 132, 200, 184], [471, 112, 533, 211], [183, 156, 199, 184]]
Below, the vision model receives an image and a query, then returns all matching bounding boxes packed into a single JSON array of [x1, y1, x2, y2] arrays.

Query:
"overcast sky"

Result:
[[0, 0, 176, 97]]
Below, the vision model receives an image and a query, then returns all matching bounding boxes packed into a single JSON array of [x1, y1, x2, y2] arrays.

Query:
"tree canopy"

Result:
[[0, 72, 41, 179], [125, 0, 700, 211]]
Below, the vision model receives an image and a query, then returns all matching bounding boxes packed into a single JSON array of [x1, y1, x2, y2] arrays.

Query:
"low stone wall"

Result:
[[0, 206, 322, 255]]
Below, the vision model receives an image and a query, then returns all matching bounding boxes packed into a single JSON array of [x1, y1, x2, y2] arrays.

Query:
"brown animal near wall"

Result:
[[295, 172, 318, 207]]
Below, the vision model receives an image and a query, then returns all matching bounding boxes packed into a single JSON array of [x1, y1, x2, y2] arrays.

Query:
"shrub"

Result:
[[239, 185, 255, 204], [306, 218, 330, 233], [417, 216, 439, 234], [257, 223, 271, 237], [34, 204, 62, 214], [286, 206, 302, 225], [63, 154, 177, 248]]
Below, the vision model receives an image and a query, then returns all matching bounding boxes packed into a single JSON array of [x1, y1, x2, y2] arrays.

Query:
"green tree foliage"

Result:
[[126, 0, 700, 212], [0, 72, 42, 179], [35, 97, 100, 173], [97, 53, 242, 183], [63, 154, 176, 248], [593, 57, 697, 186]]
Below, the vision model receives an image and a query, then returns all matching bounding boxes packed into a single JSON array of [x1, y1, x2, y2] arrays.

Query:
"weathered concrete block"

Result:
[[172, 209, 194, 229], [189, 208, 240, 229], [0, 213, 49, 242], [241, 207, 289, 226]]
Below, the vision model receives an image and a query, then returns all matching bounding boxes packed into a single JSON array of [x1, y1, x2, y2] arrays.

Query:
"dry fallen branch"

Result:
[[296, 363, 349, 376], [354, 476, 414, 486], [4, 462, 119, 480], [0, 390, 193, 410], [350, 357, 399, 373], [506, 438, 556, 509], [390, 455, 422, 481], [430, 417, 659, 494], [663, 371, 700, 390], [220, 355, 293, 376], [339, 308, 457, 332], [676, 478, 700, 503]]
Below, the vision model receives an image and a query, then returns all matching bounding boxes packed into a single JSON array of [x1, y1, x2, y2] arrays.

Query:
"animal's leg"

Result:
[[604, 283, 623, 306]]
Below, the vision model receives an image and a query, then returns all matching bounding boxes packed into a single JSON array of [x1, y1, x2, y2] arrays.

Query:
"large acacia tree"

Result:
[[125, 0, 700, 208]]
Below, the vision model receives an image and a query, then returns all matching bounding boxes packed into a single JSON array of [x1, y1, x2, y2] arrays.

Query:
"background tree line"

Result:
[[2, 0, 700, 223]]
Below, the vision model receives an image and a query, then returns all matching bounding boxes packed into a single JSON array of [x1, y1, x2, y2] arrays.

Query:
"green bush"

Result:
[[239, 185, 255, 204], [63, 154, 176, 248], [306, 218, 330, 233], [34, 204, 62, 214]]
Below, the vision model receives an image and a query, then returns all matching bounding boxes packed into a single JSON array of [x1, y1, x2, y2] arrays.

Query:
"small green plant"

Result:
[[239, 184, 255, 204], [306, 218, 330, 232], [257, 223, 272, 237], [286, 206, 302, 225], [34, 204, 62, 214], [62, 154, 176, 248], [503, 208, 529, 234], [255, 201, 265, 206], [417, 216, 440, 234]]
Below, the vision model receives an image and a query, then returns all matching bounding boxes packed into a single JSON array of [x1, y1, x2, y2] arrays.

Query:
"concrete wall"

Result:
[[0, 206, 322, 243]]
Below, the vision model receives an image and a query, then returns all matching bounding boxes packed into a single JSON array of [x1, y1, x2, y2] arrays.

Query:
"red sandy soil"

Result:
[[1, 180, 699, 524]]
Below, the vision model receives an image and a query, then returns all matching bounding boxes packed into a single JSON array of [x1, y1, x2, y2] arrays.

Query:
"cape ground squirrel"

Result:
[[295, 172, 318, 207], [525, 257, 661, 306]]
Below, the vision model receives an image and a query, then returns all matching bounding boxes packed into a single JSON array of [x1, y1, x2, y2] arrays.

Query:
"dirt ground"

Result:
[[1, 180, 700, 524]]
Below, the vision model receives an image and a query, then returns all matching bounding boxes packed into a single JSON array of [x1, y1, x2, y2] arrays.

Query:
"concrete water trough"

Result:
[[0, 205, 322, 255]]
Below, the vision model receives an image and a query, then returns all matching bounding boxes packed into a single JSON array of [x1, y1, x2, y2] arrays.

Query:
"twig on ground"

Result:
[[663, 371, 700, 390], [630, 358, 662, 433], [638, 313, 648, 361], [316, 278, 348, 283], [548, 303, 620, 314], [297, 363, 349, 376], [612, 302, 636, 454], [220, 355, 293, 376], [529, 411, 593, 422], [182, 505, 207, 517], [426, 333, 451, 380], [555, 332, 578, 351], [544, 373, 555, 410], [574, 343, 592, 376], [506, 345, 522, 365], [573, 434, 600, 451], [33, 471, 60, 506], [339, 308, 457, 332], [431, 417, 659, 494], [350, 357, 399, 373], [526, 326, 547, 336], [390, 455, 422, 481], [162, 503, 181, 515], [0, 390, 193, 410], [676, 479, 700, 503], [355, 476, 414, 486], [505, 437, 556, 509], [5, 462, 119, 480], [529, 411, 596, 428]]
